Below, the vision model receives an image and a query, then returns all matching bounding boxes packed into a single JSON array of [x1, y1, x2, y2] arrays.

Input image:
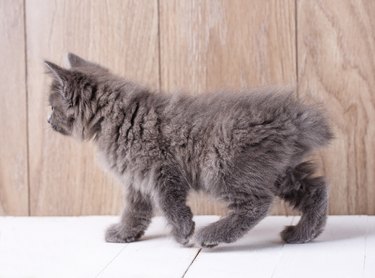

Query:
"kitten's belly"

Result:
[[130, 170, 155, 196], [96, 150, 153, 194]]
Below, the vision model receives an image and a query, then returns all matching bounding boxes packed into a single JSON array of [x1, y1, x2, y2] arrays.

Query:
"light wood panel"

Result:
[[26, 0, 160, 215], [298, 0, 375, 214], [1, 0, 373, 216], [0, 0, 28, 215], [160, 0, 296, 215]]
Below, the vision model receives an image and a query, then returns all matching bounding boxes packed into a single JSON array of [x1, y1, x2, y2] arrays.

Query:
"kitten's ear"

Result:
[[67, 52, 109, 71], [44, 61, 70, 86], [67, 52, 90, 68]]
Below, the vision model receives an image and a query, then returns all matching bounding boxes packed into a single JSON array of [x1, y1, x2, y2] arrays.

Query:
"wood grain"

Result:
[[0, 0, 28, 215], [160, 0, 296, 215], [298, 0, 375, 214], [26, 0, 159, 215], [1, 0, 373, 216]]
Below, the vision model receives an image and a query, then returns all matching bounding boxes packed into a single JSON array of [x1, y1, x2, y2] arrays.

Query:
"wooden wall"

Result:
[[0, 0, 374, 216], [0, 0, 28, 215]]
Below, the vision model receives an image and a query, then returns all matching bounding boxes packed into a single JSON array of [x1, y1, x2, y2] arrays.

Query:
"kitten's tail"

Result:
[[295, 104, 334, 150], [275, 161, 328, 243]]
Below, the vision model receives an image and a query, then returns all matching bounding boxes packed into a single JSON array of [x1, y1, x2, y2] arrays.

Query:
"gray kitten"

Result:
[[45, 53, 333, 248]]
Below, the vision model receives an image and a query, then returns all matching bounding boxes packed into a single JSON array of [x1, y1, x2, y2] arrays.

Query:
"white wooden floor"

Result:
[[0, 216, 374, 278]]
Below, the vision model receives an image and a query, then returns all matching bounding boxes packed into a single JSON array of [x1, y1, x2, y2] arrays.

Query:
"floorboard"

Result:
[[184, 217, 293, 278], [0, 216, 373, 278], [364, 217, 375, 278], [96, 217, 217, 278], [272, 216, 369, 278]]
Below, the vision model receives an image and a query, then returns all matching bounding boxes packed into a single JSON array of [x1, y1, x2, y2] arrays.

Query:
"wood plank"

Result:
[[273, 216, 368, 278], [364, 217, 375, 278], [298, 0, 375, 214], [159, 0, 296, 215], [0, 216, 373, 277], [0, 216, 125, 277], [97, 216, 218, 278], [26, 0, 160, 215], [0, 0, 28, 215], [184, 216, 293, 278]]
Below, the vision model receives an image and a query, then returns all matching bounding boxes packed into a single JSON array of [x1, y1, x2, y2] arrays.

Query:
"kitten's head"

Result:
[[45, 53, 108, 140]]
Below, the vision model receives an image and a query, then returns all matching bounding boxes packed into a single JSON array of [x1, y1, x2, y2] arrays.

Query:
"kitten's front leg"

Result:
[[156, 165, 195, 246], [105, 187, 153, 243]]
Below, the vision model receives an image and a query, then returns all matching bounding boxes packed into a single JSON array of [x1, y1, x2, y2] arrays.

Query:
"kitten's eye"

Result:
[[51, 106, 55, 111]]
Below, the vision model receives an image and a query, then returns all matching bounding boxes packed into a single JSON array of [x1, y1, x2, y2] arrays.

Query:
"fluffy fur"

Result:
[[45, 53, 333, 248]]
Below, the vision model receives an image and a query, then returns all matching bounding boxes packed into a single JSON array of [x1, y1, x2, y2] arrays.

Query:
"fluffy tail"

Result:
[[275, 161, 328, 243], [295, 104, 334, 150]]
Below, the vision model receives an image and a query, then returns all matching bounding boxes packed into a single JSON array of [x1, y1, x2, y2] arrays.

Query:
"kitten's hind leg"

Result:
[[195, 195, 273, 248], [105, 187, 153, 243], [155, 165, 195, 246], [276, 162, 328, 243]]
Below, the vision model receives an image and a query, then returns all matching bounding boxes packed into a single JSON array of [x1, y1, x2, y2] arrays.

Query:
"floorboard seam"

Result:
[[95, 245, 128, 277], [270, 216, 294, 278], [181, 248, 202, 278], [362, 215, 368, 277]]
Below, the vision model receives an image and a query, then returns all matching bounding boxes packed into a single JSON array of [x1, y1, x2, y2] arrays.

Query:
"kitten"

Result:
[[45, 53, 333, 248]]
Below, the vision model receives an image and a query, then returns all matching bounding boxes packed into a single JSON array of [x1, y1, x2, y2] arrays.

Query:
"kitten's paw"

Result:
[[173, 221, 195, 247], [194, 227, 219, 248], [105, 223, 144, 243], [281, 225, 315, 244]]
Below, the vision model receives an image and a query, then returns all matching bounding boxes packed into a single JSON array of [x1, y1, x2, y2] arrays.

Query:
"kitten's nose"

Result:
[[47, 113, 52, 124], [47, 111, 52, 124]]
